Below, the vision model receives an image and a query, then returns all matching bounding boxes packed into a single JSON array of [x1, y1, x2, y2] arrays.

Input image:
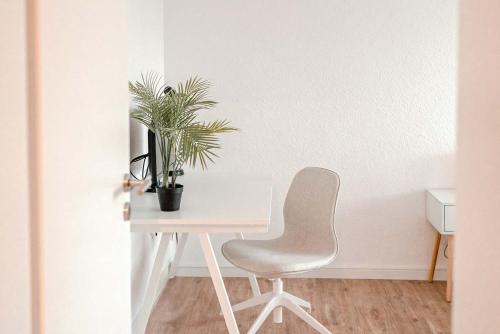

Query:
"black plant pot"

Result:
[[157, 184, 184, 212]]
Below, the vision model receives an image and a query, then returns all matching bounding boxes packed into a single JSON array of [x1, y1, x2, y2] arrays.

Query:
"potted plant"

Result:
[[129, 73, 237, 211]]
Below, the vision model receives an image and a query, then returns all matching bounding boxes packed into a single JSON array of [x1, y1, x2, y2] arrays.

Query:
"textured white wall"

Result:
[[129, 0, 165, 158], [165, 0, 457, 278]]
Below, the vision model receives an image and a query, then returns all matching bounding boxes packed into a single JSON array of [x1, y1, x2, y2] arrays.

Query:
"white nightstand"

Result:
[[426, 189, 456, 302]]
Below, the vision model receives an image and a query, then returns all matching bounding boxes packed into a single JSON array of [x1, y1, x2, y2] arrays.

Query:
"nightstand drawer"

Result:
[[427, 189, 456, 235], [444, 205, 456, 232]]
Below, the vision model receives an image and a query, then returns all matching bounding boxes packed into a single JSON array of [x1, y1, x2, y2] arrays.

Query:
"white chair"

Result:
[[222, 167, 340, 334]]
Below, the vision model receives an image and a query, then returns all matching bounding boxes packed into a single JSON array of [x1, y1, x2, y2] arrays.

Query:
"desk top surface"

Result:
[[130, 172, 272, 233]]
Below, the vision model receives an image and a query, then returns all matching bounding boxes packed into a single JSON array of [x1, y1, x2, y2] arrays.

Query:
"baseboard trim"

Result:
[[175, 266, 447, 281]]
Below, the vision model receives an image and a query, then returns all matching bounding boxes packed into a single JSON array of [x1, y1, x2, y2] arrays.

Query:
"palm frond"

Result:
[[179, 120, 239, 169]]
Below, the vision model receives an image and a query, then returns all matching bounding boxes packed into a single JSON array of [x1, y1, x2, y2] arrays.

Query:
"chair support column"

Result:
[[273, 278, 283, 323], [236, 233, 261, 297]]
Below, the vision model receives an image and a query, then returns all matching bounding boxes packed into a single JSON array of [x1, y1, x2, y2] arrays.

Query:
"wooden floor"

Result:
[[146, 277, 450, 334]]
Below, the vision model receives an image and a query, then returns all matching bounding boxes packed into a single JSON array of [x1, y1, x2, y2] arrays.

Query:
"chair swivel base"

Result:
[[230, 278, 332, 334]]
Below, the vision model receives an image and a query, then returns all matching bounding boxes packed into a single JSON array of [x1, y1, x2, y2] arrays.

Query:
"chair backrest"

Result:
[[283, 167, 340, 257]]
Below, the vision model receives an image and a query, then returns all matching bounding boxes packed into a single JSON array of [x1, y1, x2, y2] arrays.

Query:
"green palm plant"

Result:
[[129, 72, 237, 189]]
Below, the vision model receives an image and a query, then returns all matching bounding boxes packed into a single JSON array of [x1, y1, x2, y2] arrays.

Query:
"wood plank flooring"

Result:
[[146, 278, 450, 334]]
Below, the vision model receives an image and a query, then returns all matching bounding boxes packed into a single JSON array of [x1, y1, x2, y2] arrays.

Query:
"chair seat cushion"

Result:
[[222, 238, 336, 278]]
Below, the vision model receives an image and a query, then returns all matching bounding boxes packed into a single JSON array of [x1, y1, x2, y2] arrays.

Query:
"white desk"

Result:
[[131, 173, 272, 334], [426, 189, 456, 302]]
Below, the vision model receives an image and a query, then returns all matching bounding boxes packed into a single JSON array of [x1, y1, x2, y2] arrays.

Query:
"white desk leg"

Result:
[[198, 233, 240, 334], [169, 232, 188, 278], [136, 232, 171, 334], [236, 233, 261, 297]]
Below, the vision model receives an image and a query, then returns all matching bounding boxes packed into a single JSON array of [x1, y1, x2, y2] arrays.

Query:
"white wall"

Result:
[[129, 0, 165, 158], [0, 1, 33, 333], [165, 0, 458, 279], [128, 0, 173, 328], [454, 0, 500, 332]]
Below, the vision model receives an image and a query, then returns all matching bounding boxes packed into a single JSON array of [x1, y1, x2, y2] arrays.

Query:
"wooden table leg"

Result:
[[169, 232, 188, 278], [428, 231, 441, 283], [236, 233, 261, 297], [446, 235, 454, 302], [134, 232, 172, 334], [199, 233, 240, 334]]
